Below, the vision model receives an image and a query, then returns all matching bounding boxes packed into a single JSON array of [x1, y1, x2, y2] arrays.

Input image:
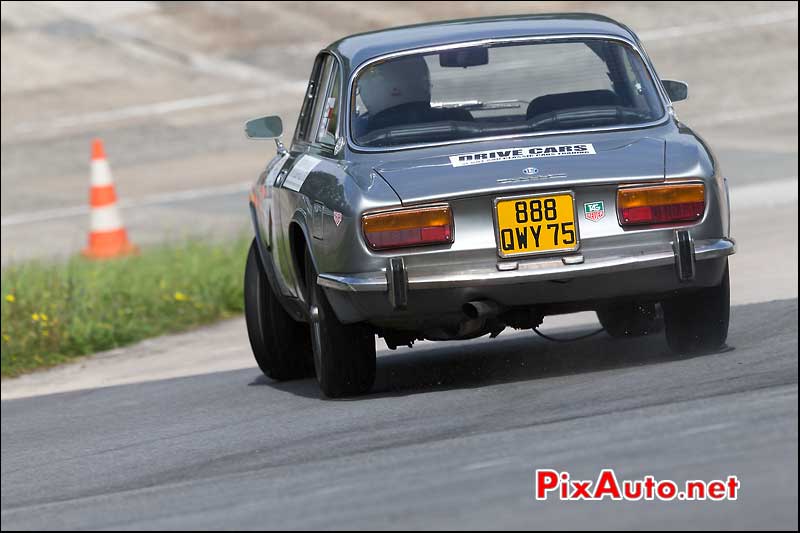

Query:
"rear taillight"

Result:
[[617, 183, 705, 226], [362, 205, 453, 250]]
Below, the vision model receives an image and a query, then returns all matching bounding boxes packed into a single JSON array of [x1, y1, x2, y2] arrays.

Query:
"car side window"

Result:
[[316, 60, 342, 147], [294, 55, 326, 144], [306, 56, 334, 143]]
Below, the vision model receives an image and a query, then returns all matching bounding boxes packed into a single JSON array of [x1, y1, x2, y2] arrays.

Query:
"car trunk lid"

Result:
[[374, 135, 665, 204]]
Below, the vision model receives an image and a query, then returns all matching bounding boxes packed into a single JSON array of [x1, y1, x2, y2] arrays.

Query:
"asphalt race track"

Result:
[[1, 297, 798, 529], [1, 2, 798, 530]]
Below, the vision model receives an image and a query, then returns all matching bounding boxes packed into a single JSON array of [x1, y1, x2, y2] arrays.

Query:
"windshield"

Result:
[[350, 38, 665, 148]]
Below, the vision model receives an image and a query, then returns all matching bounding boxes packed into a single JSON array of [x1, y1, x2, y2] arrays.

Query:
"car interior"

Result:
[[352, 40, 661, 146]]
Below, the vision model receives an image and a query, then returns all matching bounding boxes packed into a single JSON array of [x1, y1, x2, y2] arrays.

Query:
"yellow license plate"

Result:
[[494, 192, 579, 257]]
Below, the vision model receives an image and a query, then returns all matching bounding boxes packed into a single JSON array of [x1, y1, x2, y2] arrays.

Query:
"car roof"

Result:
[[326, 13, 641, 74]]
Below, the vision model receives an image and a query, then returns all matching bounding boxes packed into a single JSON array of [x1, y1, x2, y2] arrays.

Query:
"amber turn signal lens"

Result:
[[362, 205, 453, 250], [618, 183, 705, 226]]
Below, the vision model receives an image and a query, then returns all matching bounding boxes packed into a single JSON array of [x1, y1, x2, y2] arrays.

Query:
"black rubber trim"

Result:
[[388, 257, 408, 310], [673, 229, 696, 282]]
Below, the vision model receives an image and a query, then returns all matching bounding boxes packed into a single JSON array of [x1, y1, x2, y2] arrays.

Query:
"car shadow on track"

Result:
[[255, 324, 735, 401], [253, 297, 800, 401]]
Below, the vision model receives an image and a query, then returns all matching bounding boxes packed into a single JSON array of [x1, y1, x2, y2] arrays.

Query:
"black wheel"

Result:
[[597, 302, 663, 338], [305, 248, 376, 398], [662, 261, 730, 354], [244, 239, 312, 380]]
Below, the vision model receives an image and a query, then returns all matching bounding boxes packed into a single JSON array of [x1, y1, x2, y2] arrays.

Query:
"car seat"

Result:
[[526, 89, 618, 120]]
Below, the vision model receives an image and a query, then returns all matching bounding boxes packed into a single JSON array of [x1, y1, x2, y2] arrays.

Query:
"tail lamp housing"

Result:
[[617, 183, 705, 226], [362, 205, 453, 250]]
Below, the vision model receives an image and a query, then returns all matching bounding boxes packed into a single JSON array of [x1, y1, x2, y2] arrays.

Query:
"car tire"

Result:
[[662, 261, 730, 354], [597, 302, 663, 338], [244, 239, 313, 380], [305, 247, 376, 398]]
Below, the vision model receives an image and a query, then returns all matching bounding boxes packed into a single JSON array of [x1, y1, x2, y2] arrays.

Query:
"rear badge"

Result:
[[584, 201, 605, 222], [522, 167, 539, 175], [333, 211, 343, 227]]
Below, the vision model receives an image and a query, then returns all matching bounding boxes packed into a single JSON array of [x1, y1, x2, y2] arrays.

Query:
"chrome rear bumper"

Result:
[[318, 237, 735, 293]]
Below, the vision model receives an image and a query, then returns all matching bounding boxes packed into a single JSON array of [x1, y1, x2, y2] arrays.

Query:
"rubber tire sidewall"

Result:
[[306, 248, 376, 398], [662, 260, 730, 354], [244, 240, 312, 380]]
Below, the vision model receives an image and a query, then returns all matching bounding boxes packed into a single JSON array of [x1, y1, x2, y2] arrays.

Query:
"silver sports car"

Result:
[[244, 14, 735, 397]]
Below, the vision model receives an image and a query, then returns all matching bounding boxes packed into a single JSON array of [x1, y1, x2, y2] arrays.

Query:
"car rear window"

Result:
[[350, 38, 665, 148]]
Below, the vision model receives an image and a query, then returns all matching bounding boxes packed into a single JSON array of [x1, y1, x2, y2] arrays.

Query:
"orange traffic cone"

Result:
[[82, 139, 137, 259]]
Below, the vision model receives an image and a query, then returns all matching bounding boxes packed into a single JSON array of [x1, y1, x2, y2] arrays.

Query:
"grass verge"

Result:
[[1, 237, 250, 378]]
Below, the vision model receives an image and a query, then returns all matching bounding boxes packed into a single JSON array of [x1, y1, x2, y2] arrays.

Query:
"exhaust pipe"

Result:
[[463, 300, 503, 320]]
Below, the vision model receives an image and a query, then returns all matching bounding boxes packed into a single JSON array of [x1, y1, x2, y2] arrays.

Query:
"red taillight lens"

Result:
[[618, 183, 705, 226], [362, 205, 453, 250]]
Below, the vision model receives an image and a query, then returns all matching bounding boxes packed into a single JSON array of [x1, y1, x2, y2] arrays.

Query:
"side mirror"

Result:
[[662, 80, 688, 102], [245, 115, 283, 139], [245, 115, 287, 155]]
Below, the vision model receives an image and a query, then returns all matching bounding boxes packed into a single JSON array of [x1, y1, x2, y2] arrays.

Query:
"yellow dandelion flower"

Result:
[[2, 334, 9, 342], [31, 313, 40, 321], [5, 294, 15, 303], [173, 291, 189, 302], [41, 313, 48, 322]]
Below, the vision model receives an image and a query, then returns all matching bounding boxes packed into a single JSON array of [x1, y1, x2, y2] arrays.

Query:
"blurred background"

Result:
[[1, 4, 797, 529], [1, 0, 797, 269]]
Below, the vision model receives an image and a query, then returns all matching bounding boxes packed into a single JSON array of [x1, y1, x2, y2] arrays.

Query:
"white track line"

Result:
[[639, 9, 797, 42], [9, 84, 306, 135], [0, 182, 252, 227], [5, 10, 797, 138], [691, 103, 799, 127], [729, 177, 798, 210]]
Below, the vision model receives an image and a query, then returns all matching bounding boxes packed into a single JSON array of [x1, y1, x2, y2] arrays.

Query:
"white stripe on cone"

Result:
[[91, 159, 114, 187], [89, 204, 124, 232]]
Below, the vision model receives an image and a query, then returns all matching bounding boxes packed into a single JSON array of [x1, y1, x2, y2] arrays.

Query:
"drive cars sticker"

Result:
[[450, 143, 596, 167], [283, 155, 321, 192], [584, 201, 605, 221]]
